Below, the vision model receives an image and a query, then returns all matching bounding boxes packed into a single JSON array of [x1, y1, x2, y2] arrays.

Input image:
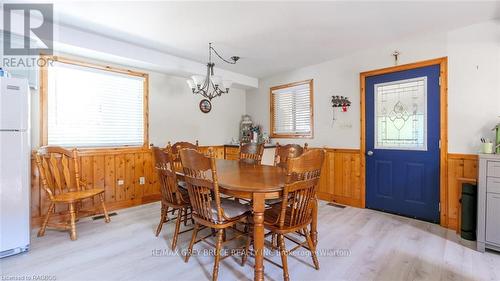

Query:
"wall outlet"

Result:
[[117, 179, 124, 186], [139, 177, 145, 185], [340, 121, 353, 129]]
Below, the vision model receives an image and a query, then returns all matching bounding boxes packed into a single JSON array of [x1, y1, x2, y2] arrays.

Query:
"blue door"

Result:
[[365, 65, 440, 223]]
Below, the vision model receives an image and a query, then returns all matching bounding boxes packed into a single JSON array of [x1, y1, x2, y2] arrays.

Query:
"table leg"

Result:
[[311, 198, 318, 246], [253, 193, 265, 281]]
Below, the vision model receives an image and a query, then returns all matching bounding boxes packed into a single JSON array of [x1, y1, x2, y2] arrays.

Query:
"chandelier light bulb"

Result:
[[191, 75, 205, 88], [223, 80, 233, 90], [211, 75, 222, 86], [186, 79, 196, 90]]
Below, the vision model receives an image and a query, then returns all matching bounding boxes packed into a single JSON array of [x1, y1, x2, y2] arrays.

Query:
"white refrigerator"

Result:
[[0, 77, 30, 258]]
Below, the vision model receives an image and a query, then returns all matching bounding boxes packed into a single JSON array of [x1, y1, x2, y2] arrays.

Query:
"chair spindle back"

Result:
[[274, 143, 308, 168], [239, 142, 264, 165], [35, 146, 81, 200], [180, 148, 225, 223], [277, 149, 325, 229], [168, 141, 199, 170], [152, 146, 185, 206]]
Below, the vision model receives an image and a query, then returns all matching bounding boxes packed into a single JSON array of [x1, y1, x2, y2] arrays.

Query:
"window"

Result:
[[41, 56, 148, 148], [374, 77, 427, 150], [270, 79, 313, 138]]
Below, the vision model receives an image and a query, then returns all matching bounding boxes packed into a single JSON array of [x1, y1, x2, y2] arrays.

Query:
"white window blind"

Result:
[[271, 81, 312, 136], [47, 61, 145, 147]]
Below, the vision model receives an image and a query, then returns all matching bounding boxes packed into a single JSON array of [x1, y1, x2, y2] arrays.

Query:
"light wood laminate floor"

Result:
[[1, 202, 499, 281]]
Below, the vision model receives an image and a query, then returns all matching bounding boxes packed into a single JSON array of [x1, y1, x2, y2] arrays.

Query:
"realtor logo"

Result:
[[3, 3, 53, 55]]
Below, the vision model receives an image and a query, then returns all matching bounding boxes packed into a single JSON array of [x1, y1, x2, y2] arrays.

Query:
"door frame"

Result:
[[360, 57, 448, 227]]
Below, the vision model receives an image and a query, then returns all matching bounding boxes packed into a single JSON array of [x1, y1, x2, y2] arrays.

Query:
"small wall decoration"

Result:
[[392, 50, 400, 66], [331, 95, 351, 123], [331, 95, 351, 112], [199, 99, 212, 113]]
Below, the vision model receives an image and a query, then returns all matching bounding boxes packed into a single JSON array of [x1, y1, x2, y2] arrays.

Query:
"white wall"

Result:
[[148, 72, 245, 147], [447, 20, 500, 152], [246, 20, 500, 154], [30, 55, 246, 148]]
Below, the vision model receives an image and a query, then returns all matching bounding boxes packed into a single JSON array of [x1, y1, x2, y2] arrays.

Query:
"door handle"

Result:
[[367, 151, 374, 156]]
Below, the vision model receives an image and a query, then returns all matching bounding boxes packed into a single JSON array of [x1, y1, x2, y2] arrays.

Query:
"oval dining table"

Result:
[[178, 159, 318, 281]]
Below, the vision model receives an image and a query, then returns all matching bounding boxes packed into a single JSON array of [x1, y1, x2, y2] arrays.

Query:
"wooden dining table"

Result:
[[177, 159, 318, 281]]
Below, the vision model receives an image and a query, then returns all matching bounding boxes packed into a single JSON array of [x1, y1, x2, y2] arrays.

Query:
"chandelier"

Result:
[[186, 43, 239, 101]]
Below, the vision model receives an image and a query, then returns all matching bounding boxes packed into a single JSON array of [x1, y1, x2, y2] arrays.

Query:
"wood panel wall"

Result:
[[314, 150, 478, 230], [31, 149, 161, 226], [30, 146, 227, 226], [30, 145, 477, 231], [445, 153, 478, 230], [317, 149, 363, 207]]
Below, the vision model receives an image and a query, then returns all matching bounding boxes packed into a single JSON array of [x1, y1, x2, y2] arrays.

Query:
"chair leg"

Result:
[[185, 223, 199, 263], [99, 194, 111, 223], [278, 234, 290, 281], [156, 205, 167, 237], [212, 229, 224, 281], [69, 202, 77, 241], [172, 208, 183, 250], [241, 227, 252, 266], [304, 228, 320, 270], [183, 207, 188, 226], [37, 202, 55, 237], [271, 233, 278, 251]]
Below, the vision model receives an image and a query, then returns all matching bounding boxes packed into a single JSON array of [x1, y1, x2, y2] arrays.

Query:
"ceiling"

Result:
[[53, 1, 500, 78]]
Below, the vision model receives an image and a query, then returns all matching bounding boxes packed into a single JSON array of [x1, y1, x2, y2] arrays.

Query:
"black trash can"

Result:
[[460, 183, 477, 241]]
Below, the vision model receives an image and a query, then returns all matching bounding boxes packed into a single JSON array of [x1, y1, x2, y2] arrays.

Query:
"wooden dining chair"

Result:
[[243, 149, 325, 281], [266, 143, 309, 208], [168, 140, 199, 171], [35, 146, 110, 241], [274, 142, 309, 168], [168, 140, 199, 155], [152, 146, 193, 250], [180, 148, 251, 281], [239, 142, 264, 165]]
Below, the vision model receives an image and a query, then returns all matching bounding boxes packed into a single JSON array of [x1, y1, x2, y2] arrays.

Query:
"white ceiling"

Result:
[[53, 1, 500, 78]]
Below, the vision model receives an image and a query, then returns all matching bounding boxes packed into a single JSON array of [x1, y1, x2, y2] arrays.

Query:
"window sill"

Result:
[[73, 145, 150, 156]]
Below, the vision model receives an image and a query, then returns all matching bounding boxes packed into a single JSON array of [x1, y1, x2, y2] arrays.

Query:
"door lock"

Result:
[[367, 150, 374, 156]]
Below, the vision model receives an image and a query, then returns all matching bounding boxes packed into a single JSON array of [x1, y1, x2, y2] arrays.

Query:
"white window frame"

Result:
[[270, 79, 314, 139]]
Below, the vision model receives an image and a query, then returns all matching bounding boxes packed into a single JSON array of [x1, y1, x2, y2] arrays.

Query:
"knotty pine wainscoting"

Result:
[[446, 153, 478, 230], [29, 146, 227, 227], [29, 147, 478, 231], [31, 148, 160, 227], [315, 150, 479, 230], [317, 149, 363, 207]]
